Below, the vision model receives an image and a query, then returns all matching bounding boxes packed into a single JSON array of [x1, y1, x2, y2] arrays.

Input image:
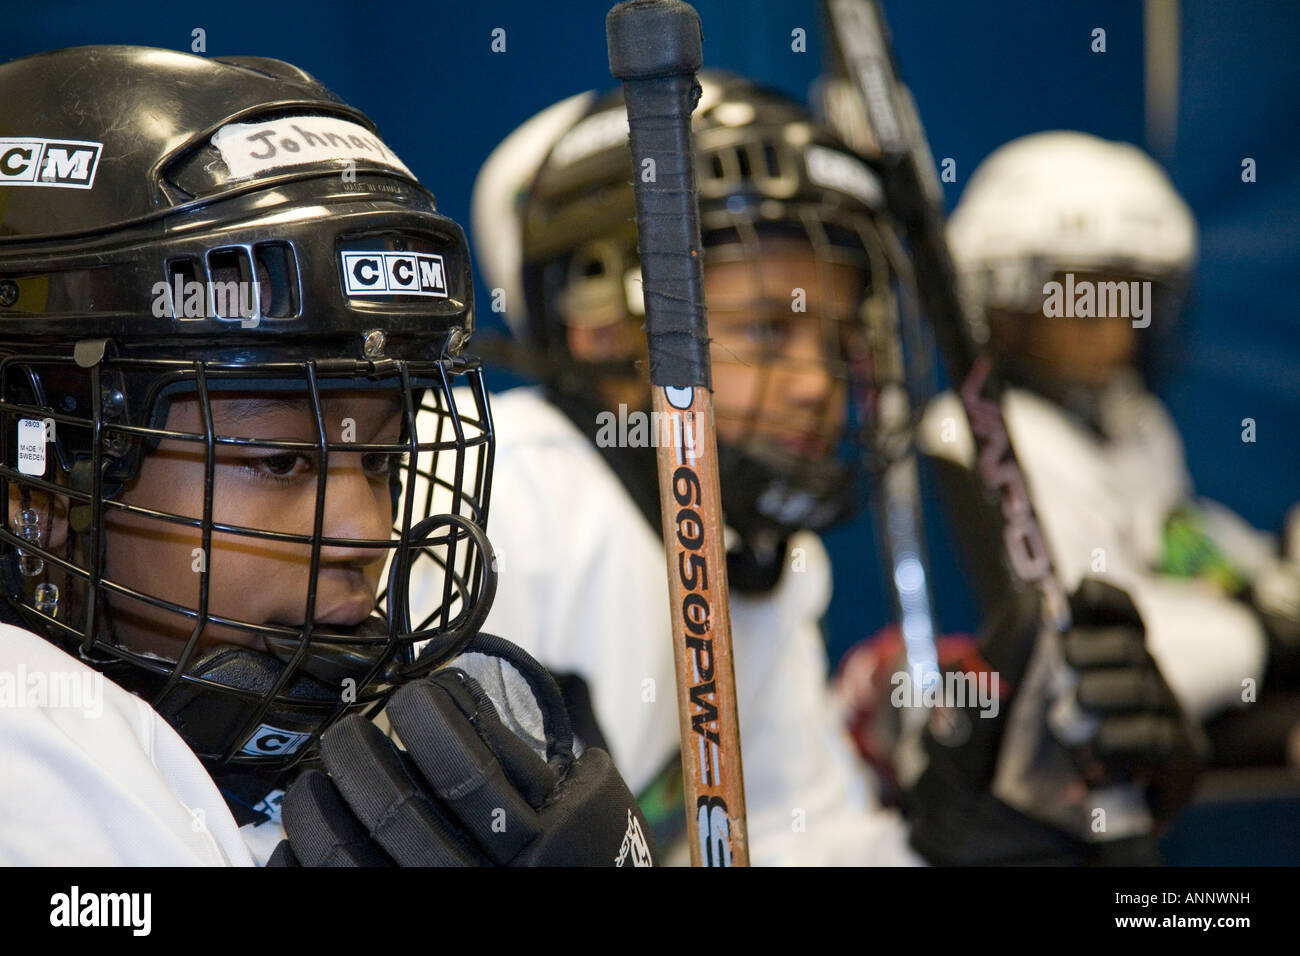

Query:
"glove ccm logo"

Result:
[[240, 724, 313, 757], [0, 137, 102, 189], [341, 251, 448, 298]]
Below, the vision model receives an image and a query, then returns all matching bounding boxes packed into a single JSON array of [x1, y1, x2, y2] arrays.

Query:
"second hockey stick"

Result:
[[819, 0, 1156, 838], [819, 0, 1070, 676]]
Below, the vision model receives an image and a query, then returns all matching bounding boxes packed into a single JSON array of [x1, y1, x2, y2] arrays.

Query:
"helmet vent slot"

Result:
[[254, 242, 299, 318], [164, 258, 201, 321], [205, 247, 255, 322], [735, 146, 752, 180], [762, 143, 781, 178]]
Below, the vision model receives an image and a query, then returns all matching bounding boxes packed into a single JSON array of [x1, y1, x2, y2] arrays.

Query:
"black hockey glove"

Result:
[[1056, 579, 1204, 823], [268, 633, 655, 867], [906, 578, 1205, 865]]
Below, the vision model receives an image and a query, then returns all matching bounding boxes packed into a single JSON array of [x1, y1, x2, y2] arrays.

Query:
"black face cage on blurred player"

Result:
[[955, 257, 1194, 396], [520, 72, 930, 557], [0, 46, 497, 776]]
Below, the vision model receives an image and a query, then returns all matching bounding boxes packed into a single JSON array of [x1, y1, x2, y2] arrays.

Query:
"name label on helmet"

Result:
[[0, 138, 102, 189], [341, 251, 448, 298], [211, 116, 413, 181]]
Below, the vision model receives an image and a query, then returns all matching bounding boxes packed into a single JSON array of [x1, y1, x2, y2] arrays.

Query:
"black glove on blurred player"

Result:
[[906, 578, 1205, 865], [269, 634, 655, 866]]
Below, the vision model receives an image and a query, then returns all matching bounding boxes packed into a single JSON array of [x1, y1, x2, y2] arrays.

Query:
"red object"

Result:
[[833, 625, 990, 801]]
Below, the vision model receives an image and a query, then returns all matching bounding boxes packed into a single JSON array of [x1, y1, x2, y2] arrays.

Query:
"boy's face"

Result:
[[705, 237, 862, 458], [564, 237, 864, 460], [101, 390, 403, 660], [990, 269, 1139, 388]]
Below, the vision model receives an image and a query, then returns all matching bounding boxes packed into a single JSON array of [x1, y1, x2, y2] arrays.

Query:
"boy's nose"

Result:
[[776, 321, 835, 409], [317, 455, 392, 566]]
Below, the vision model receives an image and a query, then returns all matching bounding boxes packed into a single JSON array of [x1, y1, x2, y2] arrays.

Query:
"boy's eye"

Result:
[[362, 451, 406, 477], [712, 312, 780, 345], [748, 319, 782, 345], [253, 452, 313, 480]]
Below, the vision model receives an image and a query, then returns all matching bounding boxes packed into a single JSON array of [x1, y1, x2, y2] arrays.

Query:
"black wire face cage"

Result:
[[958, 257, 1191, 390], [702, 200, 917, 487], [960, 257, 1191, 336], [702, 195, 933, 543], [547, 197, 928, 543], [0, 348, 495, 774], [523, 87, 934, 543]]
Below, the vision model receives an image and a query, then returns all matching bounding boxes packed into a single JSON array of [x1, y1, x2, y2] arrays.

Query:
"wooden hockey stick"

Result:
[[606, 0, 749, 867]]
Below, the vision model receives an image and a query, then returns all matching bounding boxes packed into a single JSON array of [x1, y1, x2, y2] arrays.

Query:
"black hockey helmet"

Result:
[[517, 72, 919, 570], [0, 46, 495, 775]]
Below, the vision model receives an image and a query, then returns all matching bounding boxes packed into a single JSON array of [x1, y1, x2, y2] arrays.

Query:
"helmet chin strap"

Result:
[[547, 382, 849, 597], [725, 527, 790, 595], [149, 641, 352, 771]]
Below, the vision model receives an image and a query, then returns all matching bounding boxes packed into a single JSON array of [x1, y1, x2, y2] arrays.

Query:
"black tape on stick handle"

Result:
[[606, 0, 710, 389]]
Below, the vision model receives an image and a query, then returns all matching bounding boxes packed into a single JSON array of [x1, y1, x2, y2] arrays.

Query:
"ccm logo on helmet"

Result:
[[341, 251, 448, 298], [239, 724, 313, 757], [0, 137, 102, 189]]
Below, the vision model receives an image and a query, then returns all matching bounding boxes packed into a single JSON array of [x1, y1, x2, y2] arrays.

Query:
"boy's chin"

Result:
[[99, 607, 395, 674]]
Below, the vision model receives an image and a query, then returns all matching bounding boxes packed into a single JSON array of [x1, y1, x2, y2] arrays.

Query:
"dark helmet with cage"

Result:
[[511, 71, 919, 587], [0, 46, 495, 779]]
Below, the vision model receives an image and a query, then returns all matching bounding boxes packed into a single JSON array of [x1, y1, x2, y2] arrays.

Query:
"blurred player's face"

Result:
[[991, 269, 1139, 387], [705, 237, 862, 458], [563, 237, 863, 459], [100, 392, 402, 659], [565, 314, 649, 412]]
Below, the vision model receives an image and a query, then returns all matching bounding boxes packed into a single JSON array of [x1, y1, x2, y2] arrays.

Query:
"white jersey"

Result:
[[0, 620, 568, 866], [0, 623, 256, 865], [919, 382, 1267, 722], [462, 387, 921, 865]]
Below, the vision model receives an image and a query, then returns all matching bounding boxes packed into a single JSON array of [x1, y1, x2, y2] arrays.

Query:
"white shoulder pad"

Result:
[[0, 624, 252, 865]]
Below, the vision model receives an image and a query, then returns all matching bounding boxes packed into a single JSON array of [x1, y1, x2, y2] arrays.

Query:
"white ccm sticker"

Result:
[[805, 145, 884, 210], [211, 116, 414, 181], [17, 419, 46, 476], [341, 251, 448, 298], [0, 138, 103, 190], [240, 724, 313, 757]]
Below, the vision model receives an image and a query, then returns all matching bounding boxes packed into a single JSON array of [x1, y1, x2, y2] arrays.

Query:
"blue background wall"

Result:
[[5, 0, 1296, 666]]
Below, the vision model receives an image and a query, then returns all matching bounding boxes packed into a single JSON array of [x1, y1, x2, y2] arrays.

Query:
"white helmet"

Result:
[[948, 131, 1197, 313], [470, 91, 595, 338]]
